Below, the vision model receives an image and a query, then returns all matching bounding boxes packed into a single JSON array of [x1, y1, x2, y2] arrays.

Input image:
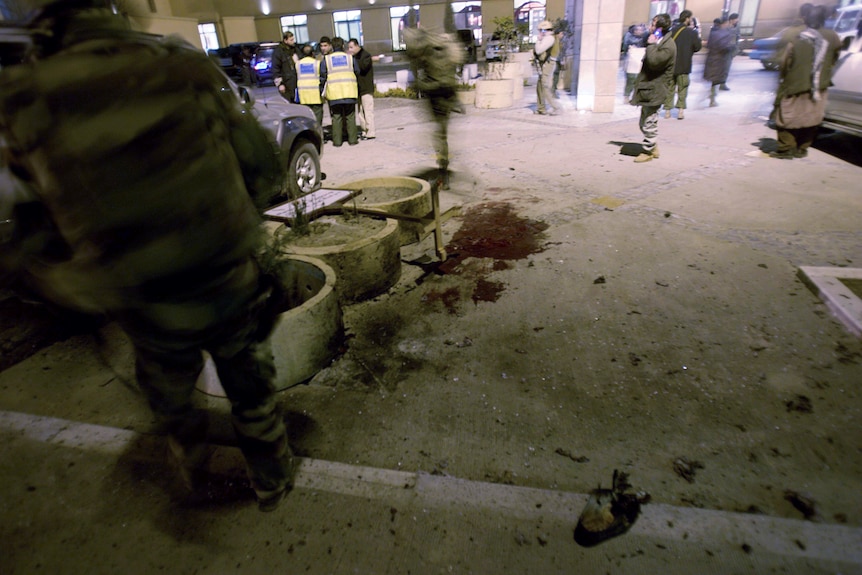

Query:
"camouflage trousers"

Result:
[[638, 105, 660, 153], [117, 258, 291, 498]]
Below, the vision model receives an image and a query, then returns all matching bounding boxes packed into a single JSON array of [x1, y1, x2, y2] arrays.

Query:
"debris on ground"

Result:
[[784, 490, 822, 522], [673, 457, 705, 483], [574, 470, 650, 547], [785, 395, 813, 413]]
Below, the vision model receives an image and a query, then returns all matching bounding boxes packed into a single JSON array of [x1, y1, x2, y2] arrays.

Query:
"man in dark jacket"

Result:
[[631, 13, 676, 163], [0, 0, 293, 512], [273, 31, 298, 102], [348, 38, 376, 140], [663, 10, 702, 120]]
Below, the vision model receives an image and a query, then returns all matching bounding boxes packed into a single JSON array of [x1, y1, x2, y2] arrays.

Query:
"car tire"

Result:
[[287, 140, 321, 199], [762, 61, 779, 71]]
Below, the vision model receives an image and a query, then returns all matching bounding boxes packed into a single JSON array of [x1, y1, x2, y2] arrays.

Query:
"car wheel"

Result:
[[287, 140, 321, 198], [762, 61, 779, 71]]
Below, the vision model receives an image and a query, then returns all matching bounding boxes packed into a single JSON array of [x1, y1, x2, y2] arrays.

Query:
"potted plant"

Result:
[[476, 16, 524, 108]]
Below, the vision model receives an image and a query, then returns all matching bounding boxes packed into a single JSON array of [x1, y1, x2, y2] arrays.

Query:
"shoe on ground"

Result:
[[256, 485, 289, 512], [364, 136, 376, 140], [348, 141, 358, 146], [719, 85, 730, 91], [709, 101, 718, 107], [664, 110, 671, 119], [634, 153, 654, 163], [794, 148, 808, 158], [678, 110, 685, 120], [769, 150, 795, 160]]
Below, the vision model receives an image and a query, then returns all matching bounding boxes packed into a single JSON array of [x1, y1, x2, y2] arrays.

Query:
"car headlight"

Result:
[[254, 62, 268, 71]]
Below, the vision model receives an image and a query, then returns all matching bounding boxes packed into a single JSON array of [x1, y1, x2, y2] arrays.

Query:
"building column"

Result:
[[565, 0, 625, 112]]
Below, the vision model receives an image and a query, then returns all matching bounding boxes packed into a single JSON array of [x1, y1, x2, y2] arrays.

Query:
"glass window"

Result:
[[198, 23, 219, 51], [390, 6, 419, 51], [452, 1, 482, 42], [737, 0, 759, 37], [649, 1, 685, 22], [333, 10, 363, 44], [281, 15, 310, 44]]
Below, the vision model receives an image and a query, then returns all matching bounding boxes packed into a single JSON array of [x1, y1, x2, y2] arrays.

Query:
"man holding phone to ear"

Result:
[[630, 13, 676, 163]]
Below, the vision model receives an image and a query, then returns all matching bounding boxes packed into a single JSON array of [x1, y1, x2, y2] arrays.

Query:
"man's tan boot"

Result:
[[678, 109, 684, 120]]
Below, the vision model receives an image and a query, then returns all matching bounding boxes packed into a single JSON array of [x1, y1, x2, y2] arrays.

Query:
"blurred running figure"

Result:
[[0, 0, 294, 511]]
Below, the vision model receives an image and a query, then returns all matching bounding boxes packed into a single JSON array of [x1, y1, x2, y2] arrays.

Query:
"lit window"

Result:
[[390, 6, 419, 51], [281, 14, 310, 44], [198, 23, 219, 51], [333, 10, 363, 44]]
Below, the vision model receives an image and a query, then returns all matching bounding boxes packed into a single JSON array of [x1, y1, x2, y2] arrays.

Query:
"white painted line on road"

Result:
[[2, 409, 861, 566]]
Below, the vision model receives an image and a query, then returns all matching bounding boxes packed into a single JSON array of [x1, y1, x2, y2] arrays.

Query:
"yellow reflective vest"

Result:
[[323, 51, 358, 101], [296, 56, 322, 104]]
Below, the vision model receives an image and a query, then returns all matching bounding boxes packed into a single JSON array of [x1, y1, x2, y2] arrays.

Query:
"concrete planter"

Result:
[[340, 176, 432, 246], [475, 78, 514, 109], [280, 215, 401, 304], [196, 255, 343, 395], [485, 61, 522, 81], [456, 89, 476, 107], [511, 51, 534, 78]]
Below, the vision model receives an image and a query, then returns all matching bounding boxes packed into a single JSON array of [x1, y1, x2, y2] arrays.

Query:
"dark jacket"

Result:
[[670, 25, 702, 75], [353, 47, 375, 96], [631, 35, 677, 106], [778, 27, 841, 98], [272, 43, 297, 91], [703, 27, 733, 83]]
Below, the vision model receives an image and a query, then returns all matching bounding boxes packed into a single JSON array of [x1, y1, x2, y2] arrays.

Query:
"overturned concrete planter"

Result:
[[475, 78, 514, 109], [196, 255, 344, 396], [339, 176, 431, 245], [280, 215, 401, 304]]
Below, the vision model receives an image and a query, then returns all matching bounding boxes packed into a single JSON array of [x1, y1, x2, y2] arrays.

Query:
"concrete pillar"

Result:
[[565, 0, 625, 112]]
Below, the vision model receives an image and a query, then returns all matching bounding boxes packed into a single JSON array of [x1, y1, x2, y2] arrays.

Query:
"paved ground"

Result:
[[2, 56, 862, 574]]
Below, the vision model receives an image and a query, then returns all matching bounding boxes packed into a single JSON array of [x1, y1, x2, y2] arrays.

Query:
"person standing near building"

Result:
[[769, 5, 841, 159], [533, 20, 560, 115], [273, 31, 298, 102], [720, 12, 740, 91], [630, 13, 676, 163], [663, 10, 702, 120], [0, 0, 293, 511], [348, 38, 376, 140], [622, 23, 648, 104], [296, 43, 323, 126], [704, 18, 733, 107], [551, 25, 565, 98], [320, 37, 359, 147]]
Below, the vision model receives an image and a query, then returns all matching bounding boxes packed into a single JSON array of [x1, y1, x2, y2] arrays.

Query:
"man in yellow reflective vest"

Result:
[[296, 44, 323, 126], [319, 37, 359, 147]]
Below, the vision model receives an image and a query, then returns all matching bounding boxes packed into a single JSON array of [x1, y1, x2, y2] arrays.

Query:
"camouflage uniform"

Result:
[[405, 28, 464, 187], [0, 2, 291, 509]]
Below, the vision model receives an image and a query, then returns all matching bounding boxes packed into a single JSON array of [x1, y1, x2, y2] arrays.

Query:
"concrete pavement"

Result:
[[2, 57, 862, 574]]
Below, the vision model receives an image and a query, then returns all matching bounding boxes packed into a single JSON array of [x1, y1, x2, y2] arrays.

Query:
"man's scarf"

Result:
[[798, 27, 828, 101]]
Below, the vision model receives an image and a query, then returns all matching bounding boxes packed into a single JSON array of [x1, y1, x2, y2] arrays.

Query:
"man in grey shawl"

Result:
[[769, 5, 841, 159]]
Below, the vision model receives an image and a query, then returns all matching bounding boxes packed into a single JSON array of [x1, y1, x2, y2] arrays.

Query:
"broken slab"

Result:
[[797, 266, 862, 338]]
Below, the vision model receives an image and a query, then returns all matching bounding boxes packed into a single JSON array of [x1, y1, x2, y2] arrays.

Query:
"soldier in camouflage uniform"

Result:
[[404, 27, 465, 190], [0, 0, 293, 511]]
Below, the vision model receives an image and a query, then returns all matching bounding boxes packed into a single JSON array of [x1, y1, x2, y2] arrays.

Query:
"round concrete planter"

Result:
[[280, 215, 401, 304], [456, 89, 476, 107], [475, 78, 514, 109], [512, 77, 524, 101], [340, 176, 431, 245], [511, 52, 534, 78], [196, 255, 344, 396]]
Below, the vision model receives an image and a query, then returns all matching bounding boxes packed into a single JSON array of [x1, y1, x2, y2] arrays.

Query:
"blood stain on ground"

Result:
[[422, 202, 548, 311]]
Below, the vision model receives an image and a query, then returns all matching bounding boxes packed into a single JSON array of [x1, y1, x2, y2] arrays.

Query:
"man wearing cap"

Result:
[[533, 20, 560, 115]]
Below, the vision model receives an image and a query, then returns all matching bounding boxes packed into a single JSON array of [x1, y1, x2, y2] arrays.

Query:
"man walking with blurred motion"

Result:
[[0, 0, 294, 511], [663, 10, 701, 120]]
